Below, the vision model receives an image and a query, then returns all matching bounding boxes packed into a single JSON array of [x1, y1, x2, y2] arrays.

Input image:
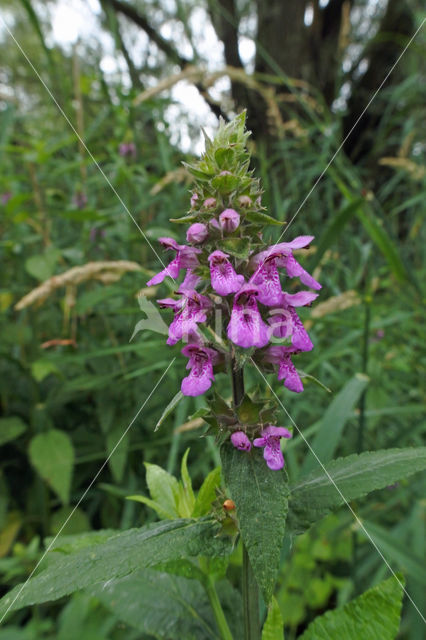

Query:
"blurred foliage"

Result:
[[0, 0, 425, 638]]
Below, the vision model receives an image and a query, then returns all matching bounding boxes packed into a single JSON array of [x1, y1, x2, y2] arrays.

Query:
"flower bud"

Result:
[[219, 208, 240, 233], [238, 195, 251, 208], [186, 222, 208, 244], [203, 197, 217, 209], [231, 431, 252, 451], [190, 192, 198, 208]]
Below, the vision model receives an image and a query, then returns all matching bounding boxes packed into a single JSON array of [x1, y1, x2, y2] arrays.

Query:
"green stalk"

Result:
[[230, 361, 261, 640], [357, 297, 371, 453], [204, 576, 234, 640]]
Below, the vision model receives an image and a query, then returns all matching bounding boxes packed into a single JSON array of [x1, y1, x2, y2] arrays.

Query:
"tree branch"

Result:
[[104, 0, 227, 121]]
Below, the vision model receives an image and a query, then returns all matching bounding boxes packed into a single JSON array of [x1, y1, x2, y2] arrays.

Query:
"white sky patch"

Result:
[[304, 4, 314, 27], [50, 0, 100, 46]]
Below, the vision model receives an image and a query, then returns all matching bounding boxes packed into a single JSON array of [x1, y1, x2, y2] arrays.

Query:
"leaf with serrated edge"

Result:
[[0, 519, 230, 616], [221, 442, 289, 602], [299, 575, 404, 640], [288, 447, 426, 534]]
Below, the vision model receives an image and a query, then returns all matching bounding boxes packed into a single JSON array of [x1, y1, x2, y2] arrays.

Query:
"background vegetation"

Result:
[[0, 0, 425, 638]]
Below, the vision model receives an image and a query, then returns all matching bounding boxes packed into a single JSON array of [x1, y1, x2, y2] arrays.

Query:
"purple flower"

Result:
[[264, 346, 304, 393], [250, 256, 283, 307], [251, 236, 321, 291], [119, 142, 136, 158], [209, 218, 221, 230], [181, 343, 217, 396], [203, 197, 217, 209], [1, 191, 12, 205], [268, 291, 318, 351], [219, 208, 240, 233], [208, 250, 244, 296], [186, 222, 208, 244], [178, 270, 202, 293], [227, 284, 269, 349], [231, 431, 252, 451], [158, 290, 211, 345], [190, 192, 199, 208], [253, 425, 292, 470], [147, 237, 201, 286]]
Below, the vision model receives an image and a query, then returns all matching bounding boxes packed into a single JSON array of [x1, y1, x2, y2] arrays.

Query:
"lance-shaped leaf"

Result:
[[299, 575, 404, 639], [221, 442, 289, 603], [262, 596, 284, 640], [288, 447, 426, 534], [0, 518, 230, 617]]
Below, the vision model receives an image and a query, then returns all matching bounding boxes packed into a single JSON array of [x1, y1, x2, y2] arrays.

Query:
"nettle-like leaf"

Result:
[[299, 575, 404, 639], [90, 568, 219, 639], [221, 442, 289, 603], [29, 429, 74, 505], [288, 447, 426, 534], [0, 518, 231, 617], [90, 568, 243, 640]]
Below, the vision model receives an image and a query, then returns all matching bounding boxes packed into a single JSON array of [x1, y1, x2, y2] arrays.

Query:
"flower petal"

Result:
[[263, 439, 284, 470], [231, 431, 252, 451]]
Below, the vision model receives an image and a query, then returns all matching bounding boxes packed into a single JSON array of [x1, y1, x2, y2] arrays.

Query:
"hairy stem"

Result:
[[230, 362, 261, 639], [204, 576, 234, 640]]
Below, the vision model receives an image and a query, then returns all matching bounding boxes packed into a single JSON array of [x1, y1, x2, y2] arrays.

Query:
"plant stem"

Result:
[[243, 545, 261, 640], [204, 576, 234, 640], [230, 361, 261, 640], [357, 298, 371, 453]]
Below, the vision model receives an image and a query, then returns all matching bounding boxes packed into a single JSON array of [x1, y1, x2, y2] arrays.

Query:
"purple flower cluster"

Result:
[[231, 426, 292, 470], [146, 207, 320, 398], [143, 114, 320, 471]]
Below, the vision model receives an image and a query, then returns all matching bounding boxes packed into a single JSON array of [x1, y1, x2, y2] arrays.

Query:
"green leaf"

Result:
[[92, 569, 218, 638], [299, 575, 404, 640], [288, 447, 426, 534], [29, 429, 74, 505], [106, 427, 128, 483], [0, 417, 27, 446], [31, 358, 61, 382], [221, 442, 289, 602], [262, 596, 284, 640], [0, 519, 231, 616], [219, 236, 251, 259], [170, 213, 198, 224], [25, 247, 60, 281], [360, 520, 426, 586], [178, 449, 195, 517], [126, 494, 178, 520], [301, 374, 368, 476], [245, 210, 285, 226], [211, 172, 240, 192], [214, 146, 236, 169], [155, 391, 184, 431], [192, 467, 221, 517], [144, 462, 180, 517]]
